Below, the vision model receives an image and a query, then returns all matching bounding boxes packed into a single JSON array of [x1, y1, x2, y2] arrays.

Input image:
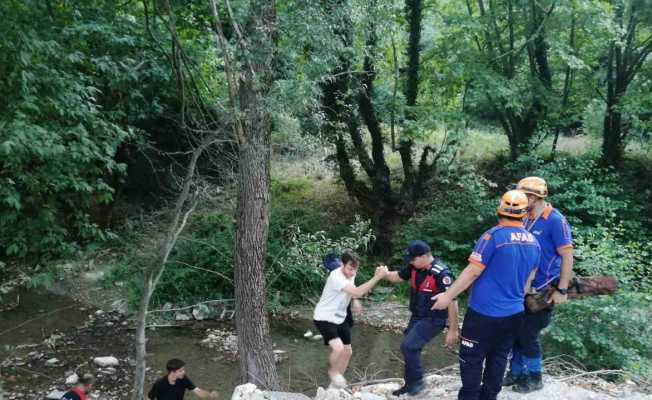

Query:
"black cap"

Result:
[[405, 240, 431, 262]]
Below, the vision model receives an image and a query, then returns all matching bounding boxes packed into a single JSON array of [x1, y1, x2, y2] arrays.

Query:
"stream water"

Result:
[[0, 290, 457, 397]]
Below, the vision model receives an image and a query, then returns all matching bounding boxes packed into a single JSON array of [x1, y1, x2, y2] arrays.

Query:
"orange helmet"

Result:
[[497, 190, 528, 218], [517, 176, 548, 198]]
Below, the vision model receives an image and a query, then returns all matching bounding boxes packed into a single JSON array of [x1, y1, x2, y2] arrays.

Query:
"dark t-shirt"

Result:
[[61, 388, 86, 400], [148, 377, 196, 400]]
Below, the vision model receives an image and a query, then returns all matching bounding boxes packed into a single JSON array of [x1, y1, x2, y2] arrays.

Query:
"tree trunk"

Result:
[[233, 118, 278, 388], [602, 99, 624, 168], [232, 0, 279, 390], [133, 275, 154, 400]]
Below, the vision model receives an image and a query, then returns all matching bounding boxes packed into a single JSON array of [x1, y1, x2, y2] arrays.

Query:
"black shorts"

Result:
[[314, 319, 352, 346]]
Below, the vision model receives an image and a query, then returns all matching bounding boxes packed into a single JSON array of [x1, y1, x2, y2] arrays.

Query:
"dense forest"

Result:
[[1, 0, 651, 397]]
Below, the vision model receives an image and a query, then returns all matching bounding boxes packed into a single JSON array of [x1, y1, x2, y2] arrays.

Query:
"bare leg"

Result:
[[327, 338, 345, 379], [336, 344, 353, 375]]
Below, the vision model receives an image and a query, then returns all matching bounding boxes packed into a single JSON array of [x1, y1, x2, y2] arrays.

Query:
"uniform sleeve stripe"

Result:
[[476, 237, 490, 253], [468, 258, 486, 269]]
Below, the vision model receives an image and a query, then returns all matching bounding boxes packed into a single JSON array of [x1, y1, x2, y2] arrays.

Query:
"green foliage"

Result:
[[507, 155, 642, 228], [0, 1, 172, 260], [0, 28, 131, 259], [268, 217, 374, 305], [144, 212, 373, 307], [574, 223, 652, 293], [394, 161, 497, 270], [153, 212, 236, 305], [546, 293, 652, 377]]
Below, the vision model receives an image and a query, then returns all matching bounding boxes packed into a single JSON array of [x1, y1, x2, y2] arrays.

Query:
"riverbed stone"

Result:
[[313, 387, 353, 400], [175, 312, 192, 321], [65, 373, 79, 385], [192, 304, 212, 320], [93, 356, 119, 367], [46, 390, 66, 400], [44, 358, 59, 366], [352, 393, 384, 400], [262, 392, 311, 400]]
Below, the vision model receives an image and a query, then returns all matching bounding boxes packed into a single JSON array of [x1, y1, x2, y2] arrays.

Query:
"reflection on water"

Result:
[[0, 289, 89, 349]]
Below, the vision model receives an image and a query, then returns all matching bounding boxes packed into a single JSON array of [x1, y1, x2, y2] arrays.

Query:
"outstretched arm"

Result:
[[384, 270, 405, 284], [192, 388, 218, 399], [431, 263, 483, 310], [342, 266, 388, 298]]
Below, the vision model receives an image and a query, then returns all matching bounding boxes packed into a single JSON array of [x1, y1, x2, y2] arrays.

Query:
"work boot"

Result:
[[502, 372, 526, 387], [407, 381, 424, 396], [513, 372, 543, 393], [391, 380, 423, 397], [392, 384, 410, 396]]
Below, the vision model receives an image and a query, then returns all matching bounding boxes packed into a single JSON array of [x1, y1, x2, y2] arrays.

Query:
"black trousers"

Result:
[[514, 307, 553, 358], [458, 308, 523, 400]]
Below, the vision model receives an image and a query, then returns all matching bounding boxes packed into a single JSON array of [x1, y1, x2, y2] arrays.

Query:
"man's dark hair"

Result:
[[79, 373, 95, 385], [341, 252, 359, 267], [166, 358, 185, 372]]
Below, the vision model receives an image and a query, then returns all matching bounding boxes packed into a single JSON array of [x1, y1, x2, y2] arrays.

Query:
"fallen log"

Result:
[[525, 276, 618, 313]]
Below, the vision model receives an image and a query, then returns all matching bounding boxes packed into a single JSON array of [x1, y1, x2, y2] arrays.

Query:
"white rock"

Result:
[[93, 356, 119, 367], [231, 383, 261, 400], [353, 393, 384, 400], [313, 387, 353, 400], [312, 334, 323, 341], [95, 310, 105, 316], [175, 312, 192, 321], [192, 304, 212, 320], [65, 373, 79, 385], [46, 390, 67, 400], [262, 392, 311, 400], [303, 330, 313, 338], [45, 358, 59, 366]]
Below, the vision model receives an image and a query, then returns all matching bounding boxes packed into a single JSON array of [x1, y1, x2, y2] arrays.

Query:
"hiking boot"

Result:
[[513, 373, 543, 393], [407, 381, 424, 396], [502, 373, 525, 387], [392, 384, 410, 396], [391, 381, 423, 397]]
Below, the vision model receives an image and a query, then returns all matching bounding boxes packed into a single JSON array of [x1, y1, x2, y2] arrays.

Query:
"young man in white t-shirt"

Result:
[[313, 252, 388, 388]]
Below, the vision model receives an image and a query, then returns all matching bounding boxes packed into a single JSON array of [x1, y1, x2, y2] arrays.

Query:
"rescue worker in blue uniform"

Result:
[[503, 177, 574, 393], [431, 190, 541, 400], [384, 240, 460, 396]]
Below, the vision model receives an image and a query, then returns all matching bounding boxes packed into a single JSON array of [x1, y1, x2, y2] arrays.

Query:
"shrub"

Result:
[[506, 156, 639, 228], [267, 216, 374, 305], [573, 223, 652, 293], [545, 292, 652, 377], [394, 161, 497, 270]]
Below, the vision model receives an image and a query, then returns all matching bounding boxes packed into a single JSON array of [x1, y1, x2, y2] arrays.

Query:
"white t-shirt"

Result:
[[313, 268, 355, 324]]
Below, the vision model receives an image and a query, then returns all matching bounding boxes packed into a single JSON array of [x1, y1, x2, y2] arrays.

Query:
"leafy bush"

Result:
[[506, 156, 639, 228], [573, 223, 652, 293], [0, 3, 171, 260], [143, 211, 373, 307], [394, 161, 497, 270], [546, 293, 652, 377], [267, 217, 374, 305]]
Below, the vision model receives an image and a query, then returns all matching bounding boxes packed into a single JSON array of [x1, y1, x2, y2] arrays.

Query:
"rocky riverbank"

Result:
[[231, 369, 652, 400]]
